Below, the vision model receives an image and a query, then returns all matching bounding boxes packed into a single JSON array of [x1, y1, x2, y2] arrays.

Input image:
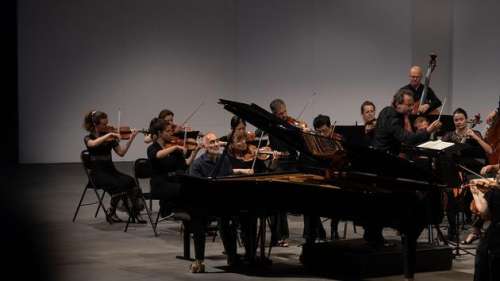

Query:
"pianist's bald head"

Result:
[[203, 132, 218, 146]]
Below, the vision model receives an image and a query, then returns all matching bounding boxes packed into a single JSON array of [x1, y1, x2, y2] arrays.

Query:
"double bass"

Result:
[[412, 53, 438, 115]]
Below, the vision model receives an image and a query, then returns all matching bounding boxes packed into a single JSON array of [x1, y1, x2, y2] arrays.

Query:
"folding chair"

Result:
[[130, 158, 157, 235], [72, 150, 112, 223]]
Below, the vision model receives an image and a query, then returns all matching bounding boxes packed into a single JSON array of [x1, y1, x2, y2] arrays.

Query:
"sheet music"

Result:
[[417, 140, 455, 150]]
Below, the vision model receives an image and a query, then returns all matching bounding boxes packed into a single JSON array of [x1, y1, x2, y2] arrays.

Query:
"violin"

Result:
[[165, 136, 199, 151], [285, 116, 308, 130], [102, 125, 147, 140]]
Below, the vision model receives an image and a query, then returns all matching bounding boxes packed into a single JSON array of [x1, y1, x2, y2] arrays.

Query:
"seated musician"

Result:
[[301, 114, 343, 242], [442, 108, 492, 243], [400, 66, 442, 115], [469, 167, 500, 281], [146, 117, 200, 218], [370, 89, 441, 250], [413, 116, 429, 132], [144, 109, 174, 143], [188, 132, 249, 270], [361, 100, 377, 135], [83, 110, 145, 223]]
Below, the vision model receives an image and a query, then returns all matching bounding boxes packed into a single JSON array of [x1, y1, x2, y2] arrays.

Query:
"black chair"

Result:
[[132, 158, 158, 236], [73, 150, 112, 223]]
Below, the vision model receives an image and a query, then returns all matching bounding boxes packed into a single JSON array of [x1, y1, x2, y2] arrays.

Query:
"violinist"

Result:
[[144, 109, 174, 143], [146, 117, 201, 219], [301, 114, 341, 244], [83, 110, 145, 223], [400, 66, 442, 115], [268, 98, 295, 247], [442, 108, 492, 243], [469, 167, 500, 281], [360, 101, 377, 145]]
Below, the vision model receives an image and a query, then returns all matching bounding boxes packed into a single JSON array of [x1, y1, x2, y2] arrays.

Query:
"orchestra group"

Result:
[[83, 64, 500, 281]]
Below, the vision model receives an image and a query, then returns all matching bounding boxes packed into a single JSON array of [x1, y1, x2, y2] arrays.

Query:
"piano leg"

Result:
[[401, 224, 425, 280]]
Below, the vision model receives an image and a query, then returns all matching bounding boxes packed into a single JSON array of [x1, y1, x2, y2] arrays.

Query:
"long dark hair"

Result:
[[83, 110, 107, 132]]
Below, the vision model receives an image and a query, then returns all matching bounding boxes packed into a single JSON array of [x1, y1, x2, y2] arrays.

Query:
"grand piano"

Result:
[[169, 99, 458, 279]]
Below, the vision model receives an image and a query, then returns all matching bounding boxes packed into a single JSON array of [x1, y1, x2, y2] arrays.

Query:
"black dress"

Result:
[[84, 134, 136, 195], [474, 189, 500, 281], [147, 142, 187, 213]]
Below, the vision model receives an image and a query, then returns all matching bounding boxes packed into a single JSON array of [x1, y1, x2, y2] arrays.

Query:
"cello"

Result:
[[485, 97, 500, 165]]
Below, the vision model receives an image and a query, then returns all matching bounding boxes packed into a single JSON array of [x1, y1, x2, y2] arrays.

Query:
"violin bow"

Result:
[[297, 92, 317, 120], [180, 100, 205, 127], [458, 164, 487, 180], [251, 131, 266, 171]]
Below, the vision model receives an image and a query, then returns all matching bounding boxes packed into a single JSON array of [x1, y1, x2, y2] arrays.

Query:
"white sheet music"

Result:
[[417, 140, 455, 150]]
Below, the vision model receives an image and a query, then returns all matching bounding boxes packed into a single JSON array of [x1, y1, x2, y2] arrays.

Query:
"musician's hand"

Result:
[[481, 165, 496, 176], [418, 104, 430, 114], [486, 110, 497, 125], [426, 120, 441, 133], [130, 129, 139, 139], [106, 132, 121, 140], [176, 145, 187, 154], [465, 128, 478, 140], [237, 169, 254, 175]]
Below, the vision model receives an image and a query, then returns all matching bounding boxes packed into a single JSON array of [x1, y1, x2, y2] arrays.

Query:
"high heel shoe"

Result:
[[106, 208, 123, 223]]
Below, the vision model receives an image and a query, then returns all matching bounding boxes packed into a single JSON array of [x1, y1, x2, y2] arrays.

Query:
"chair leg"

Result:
[[72, 184, 90, 222], [141, 196, 158, 236], [94, 190, 106, 218], [154, 208, 161, 235], [93, 189, 111, 224]]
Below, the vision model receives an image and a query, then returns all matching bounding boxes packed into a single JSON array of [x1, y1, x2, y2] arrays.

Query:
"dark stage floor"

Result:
[[6, 163, 476, 280]]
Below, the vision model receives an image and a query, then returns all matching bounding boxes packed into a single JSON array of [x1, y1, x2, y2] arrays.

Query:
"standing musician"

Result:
[[442, 108, 492, 243], [401, 66, 442, 115], [372, 89, 441, 155], [371, 89, 441, 281], [83, 110, 145, 223], [268, 98, 299, 247], [469, 166, 500, 281], [146, 118, 201, 219]]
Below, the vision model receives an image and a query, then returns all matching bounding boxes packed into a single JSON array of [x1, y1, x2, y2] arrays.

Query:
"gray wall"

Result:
[[18, 0, 498, 163], [451, 0, 500, 132]]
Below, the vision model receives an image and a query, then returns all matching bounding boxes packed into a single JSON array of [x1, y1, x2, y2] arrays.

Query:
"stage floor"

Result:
[[6, 162, 476, 281]]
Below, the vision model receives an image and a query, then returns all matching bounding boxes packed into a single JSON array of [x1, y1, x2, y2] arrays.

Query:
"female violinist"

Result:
[[83, 110, 145, 223], [144, 109, 175, 143], [146, 117, 201, 218], [442, 108, 492, 242]]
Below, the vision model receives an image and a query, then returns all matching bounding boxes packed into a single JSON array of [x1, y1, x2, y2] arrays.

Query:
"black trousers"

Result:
[[270, 212, 289, 244]]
